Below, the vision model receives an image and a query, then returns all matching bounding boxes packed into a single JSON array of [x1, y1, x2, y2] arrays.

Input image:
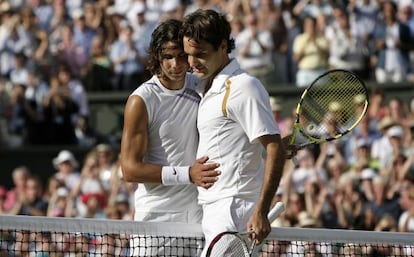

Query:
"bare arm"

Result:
[[120, 95, 220, 187], [120, 95, 167, 183], [247, 134, 286, 244]]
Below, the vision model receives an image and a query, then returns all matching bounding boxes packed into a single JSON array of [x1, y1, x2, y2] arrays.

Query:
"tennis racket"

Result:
[[287, 69, 369, 155], [206, 202, 285, 257]]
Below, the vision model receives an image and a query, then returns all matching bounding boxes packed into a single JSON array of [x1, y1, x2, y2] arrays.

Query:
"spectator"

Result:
[[334, 172, 365, 229], [113, 193, 133, 220], [74, 115, 101, 147], [372, 0, 412, 83], [0, 186, 7, 214], [15, 6, 39, 60], [54, 23, 89, 79], [23, 69, 49, 145], [4, 166, 30, 211], [398, 181, 414, 232], [46, 186, 70, 217], [48, 0, 70, 56], [128, 2, 157, 60], [83, 35, 113, 91], [70, 150, 106, 218], [28, 0, 54, 32], [293, 0, 333, 20], [52, 149, 81, 191], [387, 97, 412, 145], [43, 175, 65, 203], [159, 0, 186, 21], [42, 75, 78, 145], [78, 192, 107, 219], [292, 16, 329, 87], [283, 192, 306, 227], [269, 96, 291, 137], [367, 88, 388, 132], [236, 12, 275, 88], [344, 115, 381, 165], [347, 0, 380, 44], [0, 14, 26, 78], [109, 21, 148, 91], [397, 1, 414, 43], [8, 174, 48, 216], [287, 149, 327, 194], [71, 7, 97, 56], [95, 143, 116, 191], [6, 81, 42, 147], [370, 116, 397, 169], [365, 174, 402, 222], [327, 6, 370, 80], [265, 5, 290, 85], [9, 52, 29, 87], [83, 1, 105, 32], [381, 125, 406, 177], [56, 63, 89, 126]]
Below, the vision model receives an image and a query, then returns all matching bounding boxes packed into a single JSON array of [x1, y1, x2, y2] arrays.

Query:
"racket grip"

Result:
[[267, 202, 285, 223]]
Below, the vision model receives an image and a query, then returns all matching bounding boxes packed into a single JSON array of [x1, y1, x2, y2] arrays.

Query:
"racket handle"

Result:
[[268, 202, 285, 223]]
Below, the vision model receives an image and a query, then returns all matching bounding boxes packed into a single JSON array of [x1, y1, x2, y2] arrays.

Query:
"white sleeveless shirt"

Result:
[[131, 74, 202, 223]]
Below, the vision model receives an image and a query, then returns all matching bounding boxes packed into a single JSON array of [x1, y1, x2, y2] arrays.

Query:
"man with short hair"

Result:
[[181, 9, 286, 252]]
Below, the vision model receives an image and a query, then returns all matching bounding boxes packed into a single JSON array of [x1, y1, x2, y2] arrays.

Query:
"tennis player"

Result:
[[181, 9, 286, 255], [120, 19, 220, 256]]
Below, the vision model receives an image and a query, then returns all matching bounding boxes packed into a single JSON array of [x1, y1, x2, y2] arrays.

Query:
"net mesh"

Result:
[[0, 215, 413, 257]]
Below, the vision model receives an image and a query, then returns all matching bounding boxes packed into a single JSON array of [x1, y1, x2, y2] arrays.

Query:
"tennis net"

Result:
[[0, 215, 413, 256]]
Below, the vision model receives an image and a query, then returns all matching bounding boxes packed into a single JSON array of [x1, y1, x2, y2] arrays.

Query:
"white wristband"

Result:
[[161, 166, 191, 185]]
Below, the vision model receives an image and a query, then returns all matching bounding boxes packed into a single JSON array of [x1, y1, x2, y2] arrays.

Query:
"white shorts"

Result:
[[200, 197, 256, 256]]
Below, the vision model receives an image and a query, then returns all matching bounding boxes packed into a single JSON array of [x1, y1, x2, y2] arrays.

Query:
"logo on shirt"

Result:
[[172, 168, 177, 175]]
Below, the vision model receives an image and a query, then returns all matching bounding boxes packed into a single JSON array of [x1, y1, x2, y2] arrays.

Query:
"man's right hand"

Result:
[[189, 156, 220, 189]]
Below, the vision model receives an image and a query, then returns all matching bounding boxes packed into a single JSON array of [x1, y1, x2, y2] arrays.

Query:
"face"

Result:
[[183, 36, 227, 81], [159, 42, 189, 86]]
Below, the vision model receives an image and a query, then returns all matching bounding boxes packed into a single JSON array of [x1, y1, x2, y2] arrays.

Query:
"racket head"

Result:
[[206, 231, 252, 257], [289, 69, 369, 148]]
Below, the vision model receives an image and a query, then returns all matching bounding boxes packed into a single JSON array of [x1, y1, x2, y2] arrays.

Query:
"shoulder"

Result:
[[131, 77, 160, 97], [185, 73, 199, 90], [228, 72, 268, 99]]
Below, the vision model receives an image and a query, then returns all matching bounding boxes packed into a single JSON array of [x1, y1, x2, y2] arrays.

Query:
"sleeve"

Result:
[[226, 76, 280, 143]]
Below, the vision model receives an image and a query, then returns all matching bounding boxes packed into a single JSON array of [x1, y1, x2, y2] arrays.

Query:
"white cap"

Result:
[[115, 193, 129, 203], [387, 125, 403, 138], [269, 97, 281, 112], [356, 138, 370, 148], [132, 2, 146, 14], [72, 8, 84, 19], [298, 211, 317, 227], [56, 187, 69, 197], [53, 150, 79, 168], [162, 0, 180, 12], [360, 168, 377, 180]]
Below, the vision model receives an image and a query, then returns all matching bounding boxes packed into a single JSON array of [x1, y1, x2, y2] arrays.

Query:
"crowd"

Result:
[[1, 90, 414, 230], [0, 0, 414, 148], [1, 0, 414, 248]]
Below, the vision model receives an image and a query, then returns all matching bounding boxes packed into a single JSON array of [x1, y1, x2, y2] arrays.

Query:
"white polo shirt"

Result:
[[197, 59, 280, 204]]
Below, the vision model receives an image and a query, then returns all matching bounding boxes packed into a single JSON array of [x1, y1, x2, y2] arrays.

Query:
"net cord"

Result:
[[0, 215, 413, 245]]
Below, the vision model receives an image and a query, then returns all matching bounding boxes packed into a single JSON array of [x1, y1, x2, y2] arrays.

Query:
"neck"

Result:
[[205, 57, 231, 93], [159, 76, 184, 90]]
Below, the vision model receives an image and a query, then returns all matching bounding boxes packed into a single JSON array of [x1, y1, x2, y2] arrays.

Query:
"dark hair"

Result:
[[146, 19, 183, 76], [181, 9, 235, 53]]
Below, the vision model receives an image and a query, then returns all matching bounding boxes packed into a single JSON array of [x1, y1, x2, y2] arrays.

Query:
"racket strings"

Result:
[[298, 72, 368, 140], [208, 234, 251, 257]]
